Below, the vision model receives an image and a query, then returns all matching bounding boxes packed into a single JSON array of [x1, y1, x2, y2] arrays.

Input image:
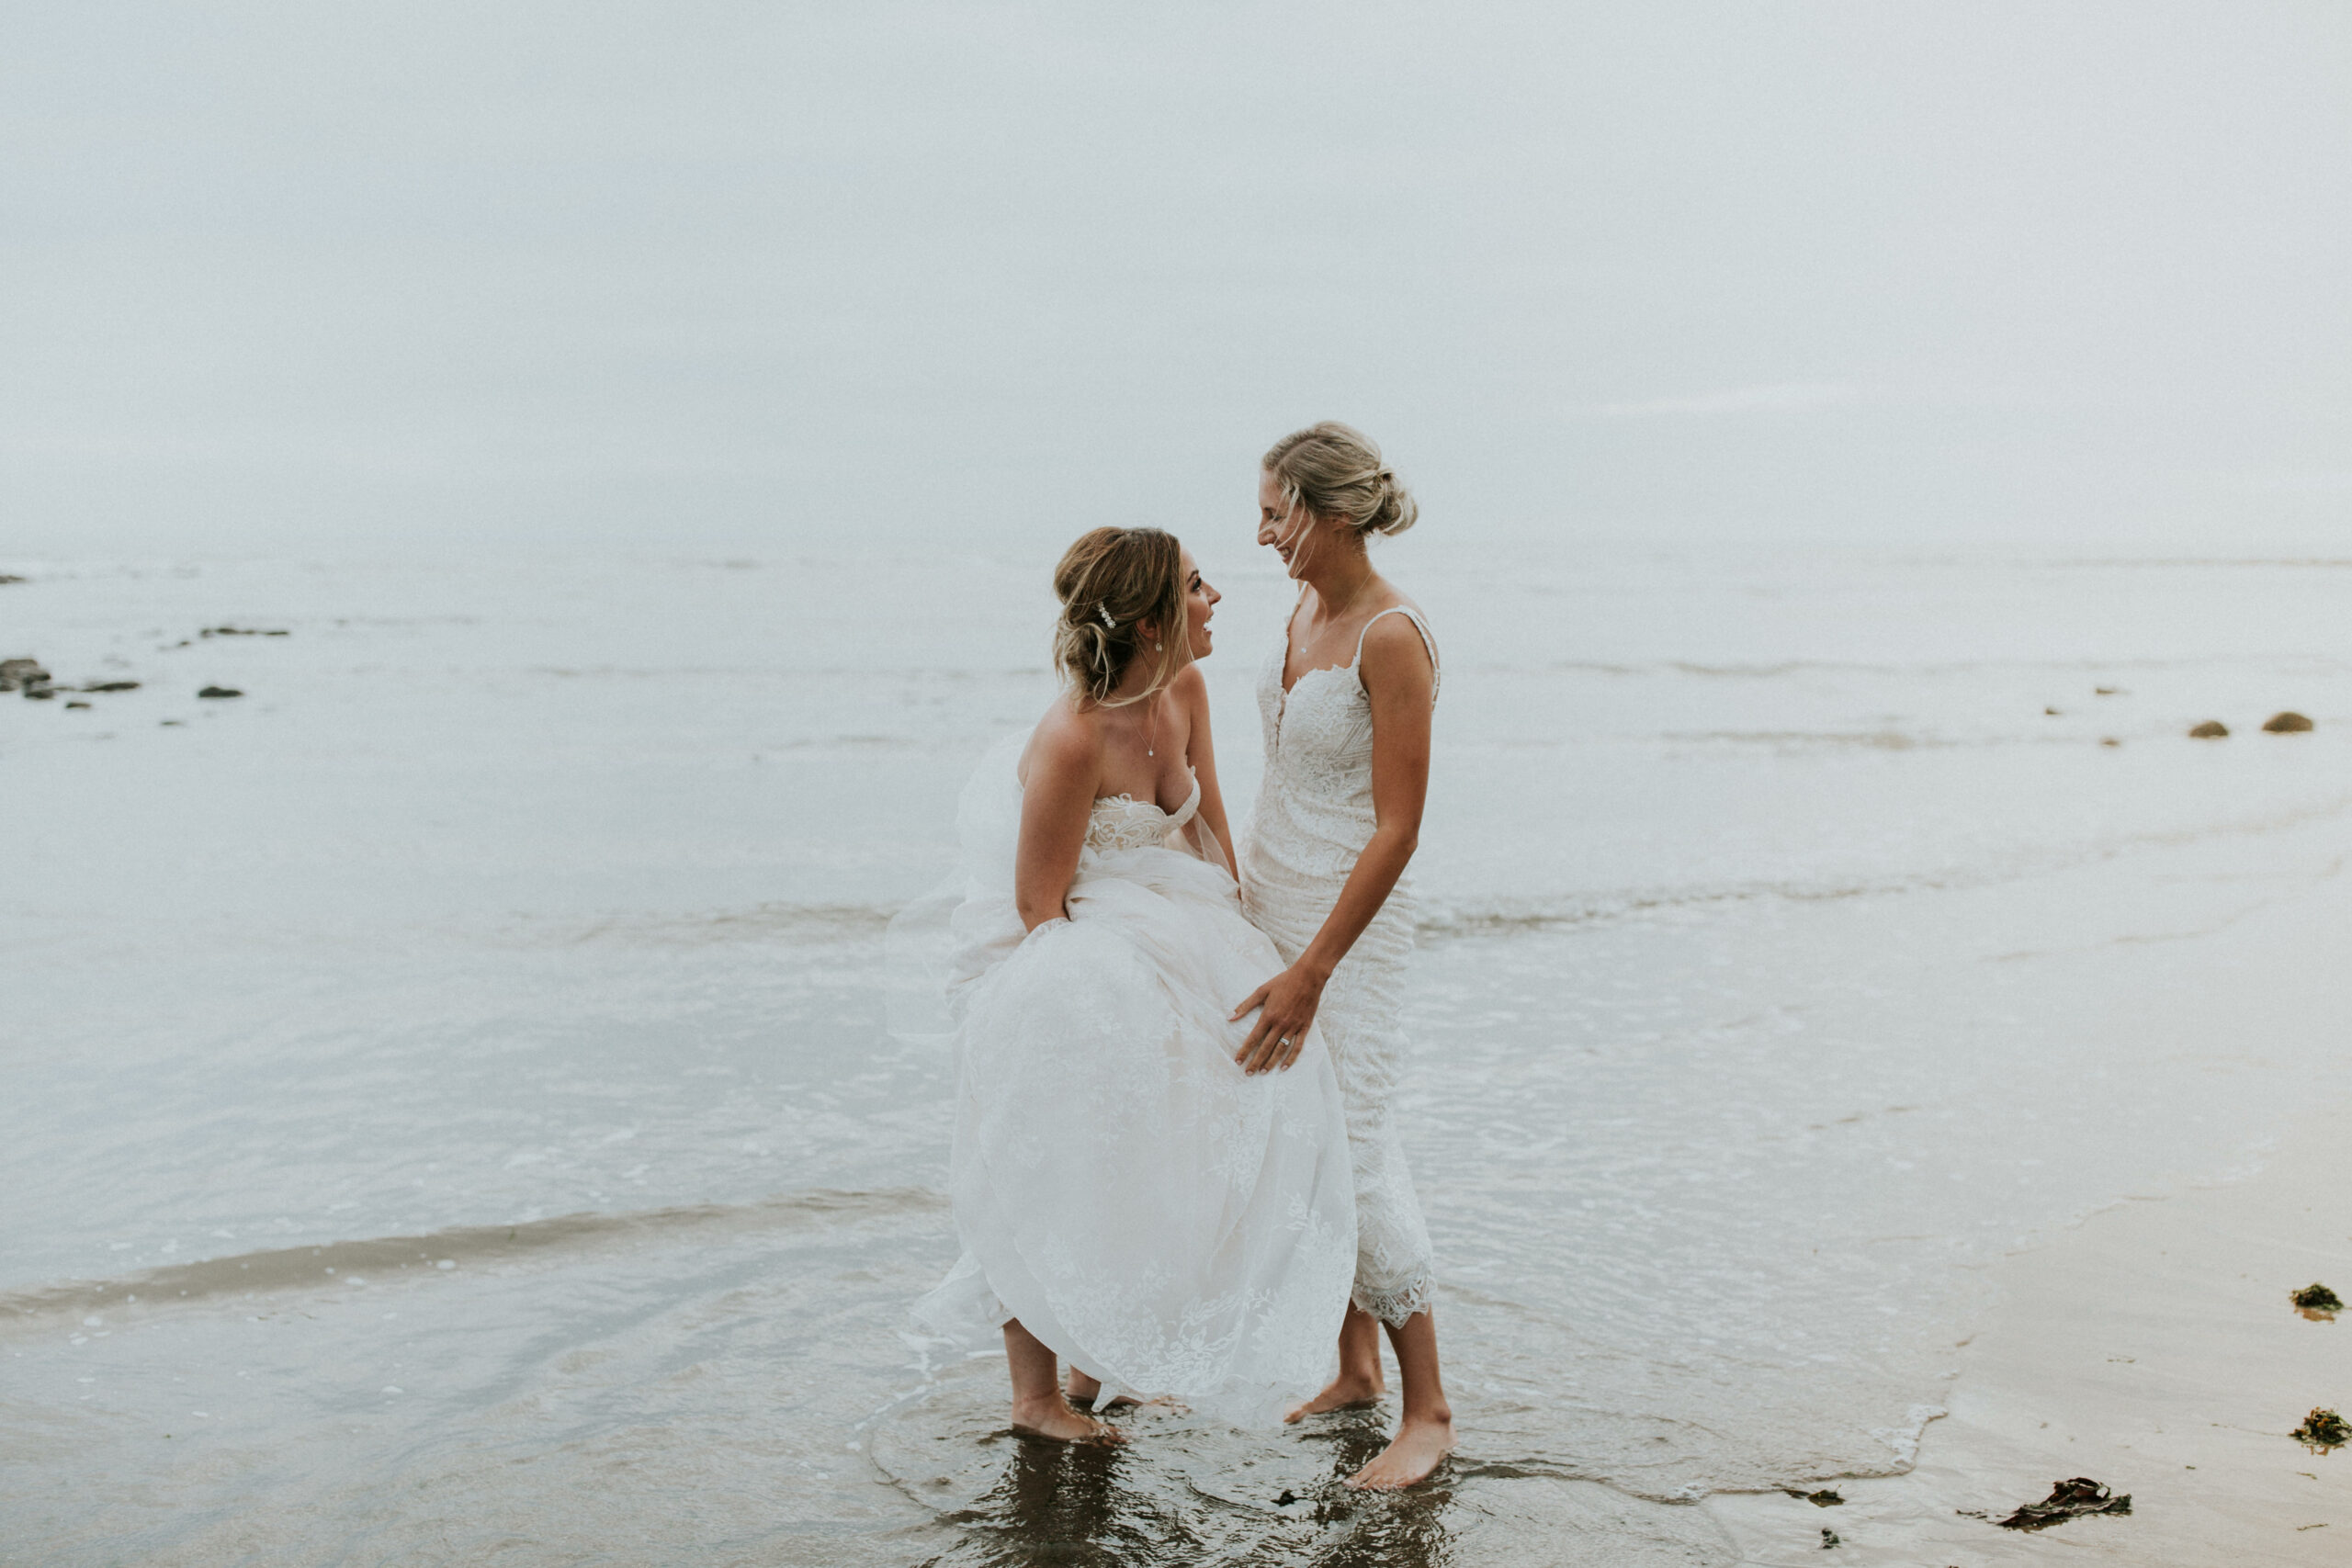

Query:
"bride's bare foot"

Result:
[[1283, 1371, 1385, 1423], [1009, 1394, 1127, 1445], [1344, 1411, 1454, 1489]]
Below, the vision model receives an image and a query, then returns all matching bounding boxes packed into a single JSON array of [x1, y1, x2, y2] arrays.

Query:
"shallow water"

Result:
[[6, 544, 2350, 1562]]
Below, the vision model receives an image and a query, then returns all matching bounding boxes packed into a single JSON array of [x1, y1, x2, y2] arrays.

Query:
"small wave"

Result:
[[2045, 556, 2352, 570], [1534, 653, 2350, 679], [1660, 729, 1947, 750], [561, 902, 897, 945], [0, 1187, 944, 1325], [1417, 787, 2352, 940]]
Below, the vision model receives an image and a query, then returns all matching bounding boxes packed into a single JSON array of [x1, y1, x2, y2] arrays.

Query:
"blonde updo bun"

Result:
[[1051, 526, 1186, 707], [1261, 421, 1418, 538]]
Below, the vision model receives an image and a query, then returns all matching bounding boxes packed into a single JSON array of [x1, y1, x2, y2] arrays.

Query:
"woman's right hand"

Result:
[[1229, 961, 1326, 1074]]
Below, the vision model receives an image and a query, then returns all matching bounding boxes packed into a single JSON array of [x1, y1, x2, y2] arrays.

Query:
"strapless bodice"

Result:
[[1085, 771, 1202, 853]]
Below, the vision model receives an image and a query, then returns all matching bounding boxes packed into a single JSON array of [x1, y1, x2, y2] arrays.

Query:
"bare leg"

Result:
[[1004, 1321, 1125, 1444], [1284, 1303, 1387, 1422], [1344, 1308, 1453, 1489]]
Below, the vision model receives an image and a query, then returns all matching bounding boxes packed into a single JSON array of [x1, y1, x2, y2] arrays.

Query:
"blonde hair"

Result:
[[1261, 421, 1418, 538], [1051, 526, 1185, 707]]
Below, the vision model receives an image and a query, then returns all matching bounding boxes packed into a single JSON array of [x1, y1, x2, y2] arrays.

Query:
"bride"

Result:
[[910, 525, 1357, 1440], [1233, 422, 1455, 1487]]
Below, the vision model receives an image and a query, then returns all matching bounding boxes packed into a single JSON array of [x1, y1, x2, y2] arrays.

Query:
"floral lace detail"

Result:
[[1083, 774, 1200, 853], [1239, 604, 1441, 1328]]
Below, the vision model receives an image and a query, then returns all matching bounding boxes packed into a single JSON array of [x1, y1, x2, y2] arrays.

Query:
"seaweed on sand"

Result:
[[1782, 1488, 1844, 1507], [2292, 1408, 2349, 1451], [1995, 1477, 2131, 1531], [2290, 1282, 2343, 1319]]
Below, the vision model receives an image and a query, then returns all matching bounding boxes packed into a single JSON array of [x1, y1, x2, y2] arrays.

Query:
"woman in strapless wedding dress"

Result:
[[907, 526, 1356, 1440], [1232, 422, 1457, 1490]]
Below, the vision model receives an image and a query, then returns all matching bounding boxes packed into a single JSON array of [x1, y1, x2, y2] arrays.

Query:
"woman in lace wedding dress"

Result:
[[1232, 423, 1456, 1488], [910, 526, 1357, 1441]]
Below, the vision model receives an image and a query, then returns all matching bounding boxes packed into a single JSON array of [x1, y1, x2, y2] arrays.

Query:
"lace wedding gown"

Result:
[[1240, 605, 1441, 1328], [908, 741, 1358, 1427]]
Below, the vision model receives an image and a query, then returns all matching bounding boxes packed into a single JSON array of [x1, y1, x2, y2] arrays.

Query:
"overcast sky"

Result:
[[4, 2, 2347, 556]]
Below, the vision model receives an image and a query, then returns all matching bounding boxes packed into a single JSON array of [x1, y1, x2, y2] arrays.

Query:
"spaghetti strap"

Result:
[[1351, 605, 1442, 701]]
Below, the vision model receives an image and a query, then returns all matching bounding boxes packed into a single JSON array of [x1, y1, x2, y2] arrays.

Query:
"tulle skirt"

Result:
[[899, 748, 1357, 1427]]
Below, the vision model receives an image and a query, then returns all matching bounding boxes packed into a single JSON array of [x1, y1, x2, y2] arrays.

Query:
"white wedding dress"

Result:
[[906, 740, 1358, 1427], [1240, 604, 1441, 1328]]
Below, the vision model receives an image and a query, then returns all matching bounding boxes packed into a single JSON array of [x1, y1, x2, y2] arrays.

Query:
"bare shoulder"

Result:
[[1020, 697, 1103, 788], [1169, 661, 1210, 712], [1360, 603, 1434, 662], [1357, 600, 1436, 699]]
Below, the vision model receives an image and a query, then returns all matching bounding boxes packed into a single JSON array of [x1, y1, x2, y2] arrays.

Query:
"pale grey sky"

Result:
[[4, 2, 2346, 554]]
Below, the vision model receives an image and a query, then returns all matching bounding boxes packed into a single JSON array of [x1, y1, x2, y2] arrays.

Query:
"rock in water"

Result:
[[0, 657, 49, 693], [1996, 1477, 2132, 1530], [2188, 721, 2229, 739], [197, 685, 243, 699], [2262, 711, 2314, 733]]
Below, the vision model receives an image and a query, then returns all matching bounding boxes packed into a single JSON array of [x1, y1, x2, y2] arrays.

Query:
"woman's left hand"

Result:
[[1230, 963, 1325, 1074]]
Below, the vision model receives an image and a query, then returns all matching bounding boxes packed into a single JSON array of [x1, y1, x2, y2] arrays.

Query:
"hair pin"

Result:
[[1098, 604, 1115, 629]]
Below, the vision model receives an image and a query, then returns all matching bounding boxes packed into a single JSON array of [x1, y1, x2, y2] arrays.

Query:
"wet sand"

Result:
[[1713, 1100, 2352, 1563]]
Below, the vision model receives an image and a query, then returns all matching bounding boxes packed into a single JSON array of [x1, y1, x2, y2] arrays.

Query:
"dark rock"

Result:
[[160, 719, 185, 728], [2263, 711, 2314, 733], [1996, 1477, 2131, 1531], [2293, 1408, 2350, 1450], [201, 626, 289, 637], [64, 700, 90, 709], [2099, 738, 2121, 748], [1275, 1489, 1296, 1506], [197, 686, 243, 699], [24, 686, 54, 700], [0, 657, 49, 693], [81, 681, 140, 693], [0, 574, 24, 584], [2094, 685, 2122, 695], [2188, 721, 2229, 739], [2044, 706, 2061, 716], [1785, 1488, 1845, 1506], [1820, 1527, 1840, 1548]]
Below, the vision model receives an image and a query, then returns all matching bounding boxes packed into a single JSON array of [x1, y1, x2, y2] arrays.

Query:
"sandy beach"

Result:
[[1718, 1093, 2352, 1564]]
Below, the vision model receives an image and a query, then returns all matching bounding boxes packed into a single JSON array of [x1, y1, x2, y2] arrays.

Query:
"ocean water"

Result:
[[6, 541, 2351, 1564]]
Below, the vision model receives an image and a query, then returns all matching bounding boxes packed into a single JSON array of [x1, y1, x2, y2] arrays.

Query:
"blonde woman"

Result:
[[1233, 423, 1454, 1487], [910, 526, 1357, 1440]]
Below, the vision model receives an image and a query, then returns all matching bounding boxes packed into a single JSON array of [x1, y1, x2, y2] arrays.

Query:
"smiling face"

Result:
[[1179, 546, 1220, 660], [1256, 468, 1335, 581]]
